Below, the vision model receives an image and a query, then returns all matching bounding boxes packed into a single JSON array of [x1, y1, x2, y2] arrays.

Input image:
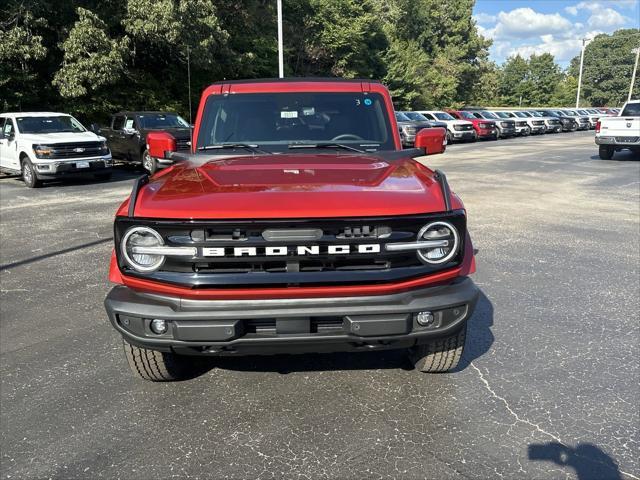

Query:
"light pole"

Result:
[[628, 47, 640, 103], [576, 38, 587, 108], [277, 0, 284, 78]]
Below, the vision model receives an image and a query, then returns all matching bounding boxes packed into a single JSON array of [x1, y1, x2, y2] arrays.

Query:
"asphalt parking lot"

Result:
[[1, 131, 638, 479]]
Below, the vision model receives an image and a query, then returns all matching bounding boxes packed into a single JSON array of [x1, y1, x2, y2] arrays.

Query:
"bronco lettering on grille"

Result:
[[201, 244, 381, 257]]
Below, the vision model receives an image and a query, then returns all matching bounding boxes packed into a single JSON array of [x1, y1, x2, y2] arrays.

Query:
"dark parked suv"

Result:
[[97, 111, 192, 173]]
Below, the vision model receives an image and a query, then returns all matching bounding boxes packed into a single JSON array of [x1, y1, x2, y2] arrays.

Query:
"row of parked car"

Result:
[[395, 107, 619, 147]]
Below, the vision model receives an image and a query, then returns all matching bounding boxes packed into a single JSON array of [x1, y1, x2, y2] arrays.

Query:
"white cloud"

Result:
[[501, 30, 603, 63], [587, 7, 629, 28], [473, 12, 497, 25], [492, 8, 573, 39]]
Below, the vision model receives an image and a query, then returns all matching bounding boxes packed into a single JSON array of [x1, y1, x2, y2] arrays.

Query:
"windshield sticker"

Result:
[[281, 111, 298, 118], [364, 98, 373, 106], [302, 107, 315, 116]]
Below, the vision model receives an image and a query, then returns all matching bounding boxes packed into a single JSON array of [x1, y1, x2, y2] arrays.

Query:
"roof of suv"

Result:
[[1, 112, 70, 117], [209, 77, 381, 85]]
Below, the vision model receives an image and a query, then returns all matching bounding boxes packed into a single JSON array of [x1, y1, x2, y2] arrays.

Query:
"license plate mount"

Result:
[[76, 161, 90, 169]]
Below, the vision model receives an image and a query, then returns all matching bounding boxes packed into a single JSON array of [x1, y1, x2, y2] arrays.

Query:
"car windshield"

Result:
[[197, 92, 394, 152], [457, 111, 476, 120], [577, 110, 589, 115], [395, 112, 411, 122], [480, 111, 498, 119], [515, 112, 530, 117], [403, 112, 429, 121], [564, 110, 577, 116], [16, 115, 86, 134], [138, 113, 189, 129], [621, 103, 640, 116], [433, 112, 455, 121]]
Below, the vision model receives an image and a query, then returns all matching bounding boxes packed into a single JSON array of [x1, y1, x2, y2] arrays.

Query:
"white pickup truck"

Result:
[[595, 101, 640, 159], [0, 112, 113, 187]]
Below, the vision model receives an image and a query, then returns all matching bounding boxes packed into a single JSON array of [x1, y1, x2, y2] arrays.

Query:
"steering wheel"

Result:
[[331, 133, 363, 141]]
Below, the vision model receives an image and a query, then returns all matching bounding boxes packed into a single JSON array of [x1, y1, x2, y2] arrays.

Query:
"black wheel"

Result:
[[446, 131, 453, 144], [599, 145, 614, 160], [123, 340, 195, 381], [94, 172, 112, 181], [408, 324, 466, 373], [142, 149, 158, 174], [523, 127, 531, 136], [495, 129, 501, 139], [21, 157, 42, 188]]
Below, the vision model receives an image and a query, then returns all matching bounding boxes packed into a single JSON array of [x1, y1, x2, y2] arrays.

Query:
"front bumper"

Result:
[[476, 128, 497, 138], [34, 156, 113, 179], [105, 277, 479, 356], [452, 131, 476, 141], [545, 124, 562, 133], [499, 127, 517, 137]]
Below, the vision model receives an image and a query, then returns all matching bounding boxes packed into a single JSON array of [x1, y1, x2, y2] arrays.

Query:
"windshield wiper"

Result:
[[288, 142, 365, 153], [197, 143, 271, 154]]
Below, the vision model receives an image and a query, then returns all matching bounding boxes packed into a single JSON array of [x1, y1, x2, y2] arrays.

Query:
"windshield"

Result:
[[197, 92, 394, 152], [457, 111, 476, 120], [403, 112, 429, 121], [621, 103, 640, 116], [577, 110, 589, 115], [480, 111, 498, 119], [564, 110, 577, 116], [395, 112, 411, 122], [16, 116, 86, 134], [515, 112, 530, 117], [138, 113, 189, 129], [433, 112, 455, 121], [494, 112, 511, 118]]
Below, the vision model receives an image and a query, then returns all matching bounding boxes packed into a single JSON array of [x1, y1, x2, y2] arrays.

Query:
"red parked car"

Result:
[[104, 78, 478, 381], [448, 110, 498, 140]]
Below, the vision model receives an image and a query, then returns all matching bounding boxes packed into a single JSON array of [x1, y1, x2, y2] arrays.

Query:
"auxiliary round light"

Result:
[[416, 221, 459, 265], [121, 226, 165, 272], [150, 319, 168, 335]]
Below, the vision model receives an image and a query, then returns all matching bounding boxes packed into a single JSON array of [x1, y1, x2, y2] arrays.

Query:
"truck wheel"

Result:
[[408, 324, 466, 373], [21, 157, 42, 188], [123, 340, 194, 381], [142, 149, 158, 175], [599, 145, 614, 160], [446, 131, 453, 144]]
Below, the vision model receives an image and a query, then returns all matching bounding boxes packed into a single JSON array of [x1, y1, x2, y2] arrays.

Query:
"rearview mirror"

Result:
[[147, 131, 177, 159], [415, 127, 447, 155]]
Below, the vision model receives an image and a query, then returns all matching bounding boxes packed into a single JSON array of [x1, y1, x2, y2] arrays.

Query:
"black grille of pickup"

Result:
[[533, 121, 545, 126], [548, 119, 560, 125], [48, 142, 105, 159], [115, 213, 467, 288], [175, 138, 191, 151]]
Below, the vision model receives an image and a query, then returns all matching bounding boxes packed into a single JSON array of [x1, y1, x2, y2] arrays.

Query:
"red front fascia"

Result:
[[191, 81, 402, 152], [107, 233, 475, 300]]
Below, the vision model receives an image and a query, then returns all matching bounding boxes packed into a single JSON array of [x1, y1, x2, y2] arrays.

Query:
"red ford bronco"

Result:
[[104, 78, 478, 381]]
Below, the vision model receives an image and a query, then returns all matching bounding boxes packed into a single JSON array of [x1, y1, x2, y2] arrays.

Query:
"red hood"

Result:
[[126, 153, 459, 219]]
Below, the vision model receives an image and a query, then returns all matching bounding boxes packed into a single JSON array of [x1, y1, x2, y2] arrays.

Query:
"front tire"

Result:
[[446, 131, 453, 144], [142, 149, 158, 175], [21, 158, 42, 188], [599, 145, 614, 160], [123, 340, 195, 381], [408, 324, 466, 373]]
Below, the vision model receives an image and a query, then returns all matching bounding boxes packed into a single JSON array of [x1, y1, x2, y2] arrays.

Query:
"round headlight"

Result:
[[121, 226, 165, 272], [416, 221, 459, 264]]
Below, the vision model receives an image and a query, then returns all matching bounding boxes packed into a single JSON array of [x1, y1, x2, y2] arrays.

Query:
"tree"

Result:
[[551, 75, 578, 106], [527, 53, 561, 105], [568, 29, 640, 106], [0, 9, 47, 111], [498, 55, 529, 106]]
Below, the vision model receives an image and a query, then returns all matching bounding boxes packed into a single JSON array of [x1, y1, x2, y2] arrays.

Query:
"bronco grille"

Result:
[[115, 213, 467, 288]]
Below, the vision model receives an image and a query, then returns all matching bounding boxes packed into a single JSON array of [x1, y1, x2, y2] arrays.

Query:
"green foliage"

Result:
[[568, 29, 640, 107], [0, 9, 47, 111], [4, 0, 636, 120]]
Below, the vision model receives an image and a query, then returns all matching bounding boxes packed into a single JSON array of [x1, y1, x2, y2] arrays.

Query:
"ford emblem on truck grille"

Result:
[[73, 147, 85, 153]]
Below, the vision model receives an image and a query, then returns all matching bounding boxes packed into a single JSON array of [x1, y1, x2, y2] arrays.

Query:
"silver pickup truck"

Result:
[[595, 101, 640, 159]]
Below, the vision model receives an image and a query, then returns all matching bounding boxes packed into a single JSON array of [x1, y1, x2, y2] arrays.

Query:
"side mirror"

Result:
[[147, 131, 176, 159], [90, 123, 101, 134], [415, 127, 447, 155]]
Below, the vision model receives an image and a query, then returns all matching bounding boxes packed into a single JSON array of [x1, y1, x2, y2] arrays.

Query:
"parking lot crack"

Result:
[[470, 363, 640, 480]]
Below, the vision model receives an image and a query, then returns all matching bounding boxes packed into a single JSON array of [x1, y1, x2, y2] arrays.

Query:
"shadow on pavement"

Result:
[[452, 290, 494, 372], [589, 152, 640, 161], [528, 442, 623, 480], [0, 237, 112, 270]]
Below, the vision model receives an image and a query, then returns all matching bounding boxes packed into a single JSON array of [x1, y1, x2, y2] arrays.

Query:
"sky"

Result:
[[472, 0, 640, 66]]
